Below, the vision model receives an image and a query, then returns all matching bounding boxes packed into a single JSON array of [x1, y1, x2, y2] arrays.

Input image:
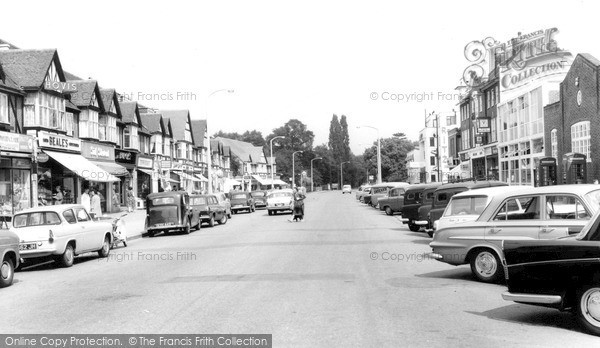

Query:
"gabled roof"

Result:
[[576, 53, 600, 68], [190, 119, 207, 148], [214, 137, 267, 164], [140, 113, 164, 135], [0, 61, 23, 94], [0, 38, 19, 49], [67, 79, 104, 110], [210, 139, 222, 154], [100, 88, 121, 118], [120, 101, 142, 126], [161, 117, 172, 138], [160, 110, 191, 142], [0, 49, 64, 89]]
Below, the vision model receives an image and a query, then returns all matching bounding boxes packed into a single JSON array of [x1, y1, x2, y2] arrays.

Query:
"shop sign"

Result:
[[38, 131, 81, 152], [115, 149, 136, 165], [161, 159, 172, 169], [137, 156, 154, 169], [44, 80, 77, 93], [0, 131, 35, 153], [477, 118, 491, 133], [37, 153, 49, 163], [81, 141, 114, 160]]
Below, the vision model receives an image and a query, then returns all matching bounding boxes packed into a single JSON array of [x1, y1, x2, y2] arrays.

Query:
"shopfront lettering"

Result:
[[44, 81, 77, 93], [38, 131, 81, 152], [49, 136, 70, 148], [501, 60, 565, 90]]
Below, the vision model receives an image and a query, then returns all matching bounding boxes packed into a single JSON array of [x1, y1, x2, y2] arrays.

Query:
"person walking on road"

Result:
[[290, 186, 306, 222]]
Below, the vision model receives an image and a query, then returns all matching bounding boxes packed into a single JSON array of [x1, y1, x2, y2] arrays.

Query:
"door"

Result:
[[209, 196, 224, 220], [485, 195, 541, 246], [541, 194, 592, 238], [74, 207, 96, 252]]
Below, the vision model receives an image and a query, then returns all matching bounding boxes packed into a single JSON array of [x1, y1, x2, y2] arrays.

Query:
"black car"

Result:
[[399, 183, 441, 232], [190, 194, 228, 227], [145, 191, 200, 237], [502, 209, 600, 336], [229, 191, 255, 214], [250, 190, 268, 209]]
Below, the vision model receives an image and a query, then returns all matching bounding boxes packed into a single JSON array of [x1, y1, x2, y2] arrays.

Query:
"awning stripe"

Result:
[[44, 151, 119, 182]]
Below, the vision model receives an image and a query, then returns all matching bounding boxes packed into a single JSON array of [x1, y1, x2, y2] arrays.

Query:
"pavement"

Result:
[[2, 190, 599, 347]]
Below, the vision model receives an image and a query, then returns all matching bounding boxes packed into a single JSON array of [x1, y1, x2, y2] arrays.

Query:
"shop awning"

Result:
[[138, 168, 154, 177], [253, 175, 288, 186], [172, 171, 202, 182], [195, 174, 208, 182], [44, 151, 119, 182], [92, 161, 129, 176]]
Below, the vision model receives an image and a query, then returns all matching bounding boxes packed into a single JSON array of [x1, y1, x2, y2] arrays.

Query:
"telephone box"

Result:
[[563, 153, 587, 184], [536, 157, 557, 187]]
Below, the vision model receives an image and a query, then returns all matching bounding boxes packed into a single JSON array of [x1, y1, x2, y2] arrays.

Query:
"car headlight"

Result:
[[433, 220, 439, 231]]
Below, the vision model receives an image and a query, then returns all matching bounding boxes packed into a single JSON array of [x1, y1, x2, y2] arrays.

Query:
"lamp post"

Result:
[[430, 111, 442, 183], [292, 150, 303, 188], [269, 136, 285, 190], [358, 125, 382, 184], [310, 157, 322, 192], [340, 161, 350, 189], [206, 89, 234, 194]]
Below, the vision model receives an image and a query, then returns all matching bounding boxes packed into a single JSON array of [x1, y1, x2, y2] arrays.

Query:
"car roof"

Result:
[[15, 204, 86, 215], [451, 185, 533, 198], [148, 191, 186, 199], [434, 180, 508, 192], [405, 183, 442, 192]]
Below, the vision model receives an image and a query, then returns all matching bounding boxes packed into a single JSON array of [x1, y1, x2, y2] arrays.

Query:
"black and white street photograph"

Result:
[[3, 1, 600, 347]]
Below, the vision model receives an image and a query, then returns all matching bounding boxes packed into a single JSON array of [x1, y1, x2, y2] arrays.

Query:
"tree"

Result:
[[340, 115, 351, 161], [267, 119, 315, 186], [363, 136, 415, 182], [328, 115, 343, 162], [241, 130, 265, 147]]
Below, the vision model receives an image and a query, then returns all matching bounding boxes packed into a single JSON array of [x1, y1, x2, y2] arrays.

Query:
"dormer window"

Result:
[[91, 92, 98, 107], [0, 93, 8, 124]]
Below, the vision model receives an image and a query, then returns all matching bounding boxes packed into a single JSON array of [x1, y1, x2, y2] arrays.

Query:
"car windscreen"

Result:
[[13, 212, 62, 228], [190, 197, 207, 205], [251, 192, 266, 197], [268, 192, 293, 198], [584, 189, 600, 212], [151, 197, 176, 205], [232, 194, 247, 199], [443, 196, 488, 217]]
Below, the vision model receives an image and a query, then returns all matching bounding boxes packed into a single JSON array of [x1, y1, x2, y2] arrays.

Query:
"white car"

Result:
[[342, 185, 352, 194], [11, 204, 114, 267], [266, 189, 294, 215]]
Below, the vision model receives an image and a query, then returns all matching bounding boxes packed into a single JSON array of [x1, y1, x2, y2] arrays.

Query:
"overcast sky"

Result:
[[2, 0, 599, 154]]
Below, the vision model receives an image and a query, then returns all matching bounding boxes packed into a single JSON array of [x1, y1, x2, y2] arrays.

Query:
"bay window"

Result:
[[24, 92, 66, 130], [79, 109, 99, 139], [0, 93, 8, 124], [152, 135, 163, 155], [124, 125, 139, 150]]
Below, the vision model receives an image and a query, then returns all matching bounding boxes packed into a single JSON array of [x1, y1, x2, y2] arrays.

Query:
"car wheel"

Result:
[[251, 205, 256, 212], [227, 210, 232, 219], [208, 215, 215, 227], [385, 207, 393, 216], [268, 210, 273, 216], [408, 223, 420, 232], [232, 210, 237, 215], [148, 231, 155, 238], [470, 249, 502, 283], [97, 235, 111, 258], [0, 258, 14, 288], [58, 244, 75, 268], [183, 219, 191, 234], [576, 285, 600, 336], [218, 213, 228, 225]]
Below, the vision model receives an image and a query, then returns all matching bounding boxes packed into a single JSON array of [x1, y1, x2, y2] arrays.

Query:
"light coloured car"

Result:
[[266, 189, 294, 215], [356, 185, 371, 202], [430, 185, 600, 283], [342, 185, 352, 194], [0, 229, 20, 288], [11, 204, 114, 267]]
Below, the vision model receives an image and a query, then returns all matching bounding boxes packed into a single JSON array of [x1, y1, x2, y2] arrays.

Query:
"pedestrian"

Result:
[[289, 186, 306, 222], [80, 187, 91, 213], [90, 189, 102, 220], [127, 186, 136, 213], [53, 185, 64, 205]]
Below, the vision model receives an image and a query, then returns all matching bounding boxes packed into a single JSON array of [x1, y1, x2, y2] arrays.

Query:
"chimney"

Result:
[[0, 44, 11, 50]]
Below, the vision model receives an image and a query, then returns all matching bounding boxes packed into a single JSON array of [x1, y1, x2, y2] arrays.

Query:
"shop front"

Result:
[[136, 155, 153, 200], [0, 131, 35, 221], [82, 141, 128, 213], [115, 149, 137, 206]]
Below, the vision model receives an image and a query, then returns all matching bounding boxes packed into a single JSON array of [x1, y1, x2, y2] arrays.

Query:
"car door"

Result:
[[485, 195, 542, 247], [210, 196, 224, 220], [189, 197, 201, 227], [541, 194, 592, 238], [74, 207, 96, 252]]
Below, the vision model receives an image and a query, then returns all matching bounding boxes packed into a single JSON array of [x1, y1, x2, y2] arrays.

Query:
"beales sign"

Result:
[[38, 131, 81, 152]]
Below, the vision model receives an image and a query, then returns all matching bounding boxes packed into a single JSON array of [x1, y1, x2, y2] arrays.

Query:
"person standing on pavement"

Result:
[[90, 189, 102, 220], [53, 185, 64, 205], [80, 187, 91, 213], [127, 186, 136, 213]]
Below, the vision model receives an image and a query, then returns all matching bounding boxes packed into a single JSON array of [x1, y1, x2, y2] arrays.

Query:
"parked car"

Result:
[[145, 191, 199, 237], [11, 205, 113, 267], [250, 190, 268, 208], [0, 229, 19, 287], [190, 194, 228, 227], [266, 189, 294, 215], [399, 183, 441, 231], [502, 206, 600, 336], [423, 181, 508, 237], [379, 185, 411, 216], [414, 185, 440, 231], [356, 185, 371, 201], [214, 192, 232, 218], [365, 182, 410, 208], [342, 185, 352, 194], [430, 185, 600, 282], [230, 191, 255, 214]]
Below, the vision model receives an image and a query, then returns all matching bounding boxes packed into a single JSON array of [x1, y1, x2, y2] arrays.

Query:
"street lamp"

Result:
[[269, 135, 285, 190], [310, 157, 322, 192], [292, 150, 303, 188], [340, 161, 350, 189], [357, 125, 382, 184], [206, 89, 234, 194], [430, 111, 442, 183]]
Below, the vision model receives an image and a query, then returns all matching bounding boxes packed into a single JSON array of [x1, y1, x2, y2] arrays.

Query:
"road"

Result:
[[1, 191, 598, 347]]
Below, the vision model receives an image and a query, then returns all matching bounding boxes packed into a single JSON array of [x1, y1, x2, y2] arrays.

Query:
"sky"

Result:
[[2, 0, 599, 154]]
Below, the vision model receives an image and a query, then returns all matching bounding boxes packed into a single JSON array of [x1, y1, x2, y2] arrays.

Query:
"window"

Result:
[[430, 156, 436, 166], [63, 210, 77, 224], [24, 92, 66, 130], [551, 129, 558, 159], [13, 212, 61, 227], [124, 125, 139, 150], [0, 93, 8, 123], [546, 195, 590, 220], [430, 137, 435, 147], [444, 196, 488, 216], [494, 196, 539, 221], [75, 208, 91, 222], [79, 109, 99, 139], [571, 121, 591, 160]]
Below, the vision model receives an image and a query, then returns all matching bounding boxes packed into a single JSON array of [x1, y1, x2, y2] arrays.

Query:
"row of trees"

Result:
[[214, 115, 416, 189]]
